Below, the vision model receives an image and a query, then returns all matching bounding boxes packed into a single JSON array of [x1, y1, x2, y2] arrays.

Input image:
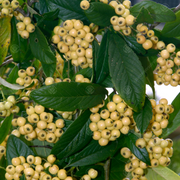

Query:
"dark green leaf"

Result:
[[84, 2, 116, 27], [6, 66, 18, 84], [139, 56, 155, 98], [0, 155, 7, 169], [148, 55, 158, 71], [161, 93, 180, 138], [52, 110, 92, 159], [133, 97, 153, 134], [95, 29, 110, 84], [130, 0, 176, 22], [100, 75, 113, 88], [162, 11, 180, 37], [29, 27, 56, 76], [124, 132, 151, 165], [20, 174, 26, 180], [67, 136, 124, 167], [0, 168, 5, 180], [136, 7, 154, 24], [108, 31, 146, 112], [123, 36, 146, 55], [42, 63, 56, 77], [30, 82, 107, 111], [35, 0, 49, 14], [110, 158, 127, 180], [10, 17, 29, 63], [75, 165, 104, 180], [0, 114, 13, 144], [6, 135, 35, 165], [47, 0, 89, 22], [62, 61, 74, 79]]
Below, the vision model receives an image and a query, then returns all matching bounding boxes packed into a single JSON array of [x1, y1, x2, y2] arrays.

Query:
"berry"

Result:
[[80, 0, 90, 10]]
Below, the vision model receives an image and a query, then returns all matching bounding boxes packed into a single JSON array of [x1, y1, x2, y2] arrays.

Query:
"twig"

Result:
[[104, 158, 111, 180], [29, 145, 53, 149], [14, 7, 29, 17], [27, 0, 39, 7], [0, 58, 13, 68], [173, 3, 180, 12]]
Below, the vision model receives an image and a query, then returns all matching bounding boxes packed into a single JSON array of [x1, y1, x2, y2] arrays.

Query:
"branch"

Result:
[[15, 7, 29, 17], [27, 0, 39, 6], [104, 158, 111, 180], [29, 145, 53, 149], [0, 58, 13, 68], [173, 3, 180, 12]]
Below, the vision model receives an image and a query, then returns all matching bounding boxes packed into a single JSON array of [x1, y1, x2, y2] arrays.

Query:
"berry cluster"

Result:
[[0, 0, 19, 17], [52, 19, 94, 68], [154, 43, 180, 86], [75, 74, 91, 83], [110, 0, 135, 35], [11, 105, 65, 143], [89, 94, 135, 146], [55, 53, 64, 77], [136, 24, 161, 50], [148, 98, 173, 136], [0, 137, 8, 159], [15, 15, 35, 39], [0, 95, 19, 117], [81, 168, 98, 180], [16, 67, 38, 89], [5, 154, 98, 180], [121, 136, 173, 180]]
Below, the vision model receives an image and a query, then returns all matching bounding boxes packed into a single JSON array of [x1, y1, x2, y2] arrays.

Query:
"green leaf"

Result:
[[62, 61, 74, 79], [100, 75, 113, 88], [0, 155, 7, 169], [35, 0, 49, 14], [29, 27, 56, 76], [72, 67, 92, 81], [10, 17, 29, 63], [162, 11, 180, 37], [6, 66, 18, 84], [133, 97, 153, 134], [41, 63, 56, 77], [6, 135, 35, 165], [0, 168, 6, 180], [84, 2, 116, 27], [138, 56, 155, 98], [95, 29, 110, 84], [52, 110, 91, 159], [0, 114, 13, 144], [148, 55, 158, 71], [145, 166, 180, 180], [30, 82, 107, 111], [67, 136, 124, 167], [130, 0, 176, 23], [110, 158, 127, 180], [108, 31, 146, 112], [20, 174, 26, 180], [123, 36, 146, 55], [136, 7, 154, 24], [124, 132, 150, 165], [47, 0, 89, 22], [161, 93, 180, 138], [0, 17, 11, 65]]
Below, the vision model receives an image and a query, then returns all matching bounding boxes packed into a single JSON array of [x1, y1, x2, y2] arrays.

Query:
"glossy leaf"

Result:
[[20, 174, 26, 180], [148, 55, 158, 71], [95, 29, 110, 84], [0, 168, 5, 180], [130, 0, 176, 22], [138, 56, 155, 98], [0, 155, 7, 168], [30, 82, 108, 111], [162, 11, 180, 37], [110, 158, 127, 180], [84, 2, 116, 27], [29, 27, 56, 77], [100, 75, 113, 88], [161, 93, 180, 138], [67, 136, 124, 167], [133, 97, 153, 134], [35, 0, 49, 14], [10, 17, 29, 63], [0, 17, 11, 65], [47, 0, 89, 21], [6, 66, 18, 84], [123, 36, 146, 55], [108, 31, 145, 112], [6, 135, 35, 165], [146, 166, 180, 180], [0, 114, 13, 144], [124, 132, 151, 165], [72, 68, 92, 81], [52, 110, 92, 159], [136, 7, 154, 24]]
